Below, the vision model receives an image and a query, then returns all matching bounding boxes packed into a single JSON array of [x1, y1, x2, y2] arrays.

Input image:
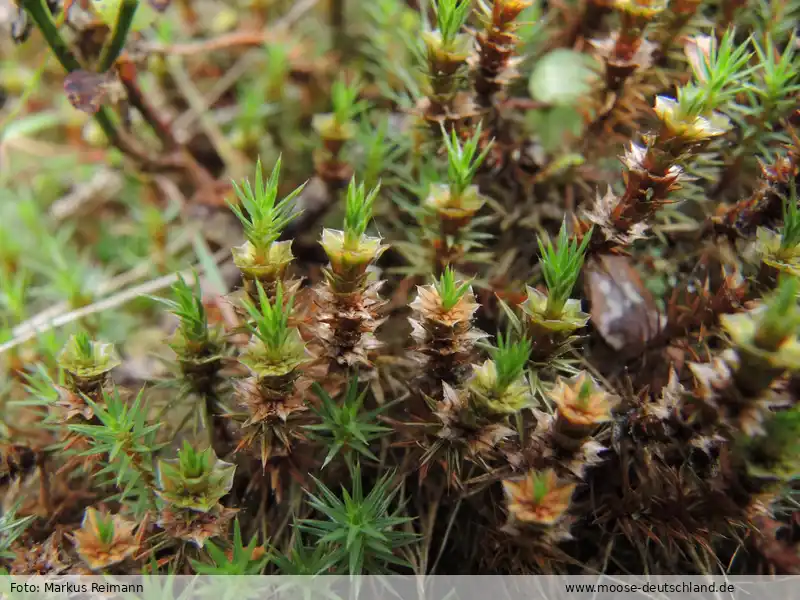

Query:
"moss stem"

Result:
[[21, 0, 81, 71], [98, 0, 140, 73], [21, 0, 126, 149]]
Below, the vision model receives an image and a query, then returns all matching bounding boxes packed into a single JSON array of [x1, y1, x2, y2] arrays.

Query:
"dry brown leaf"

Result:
[[585, 254, 663, 353]]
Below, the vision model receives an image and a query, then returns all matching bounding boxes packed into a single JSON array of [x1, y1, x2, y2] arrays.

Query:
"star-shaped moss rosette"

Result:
[[327, 178, 387, 263], [409, 124, 493, 269], [408, 268, 488, 361], [550, 371, 619, 429], [590, 0, 666, 89], [520, 221, 592, 343], [155, 442, 236, 513], [70, 508, 139, 571], [755, 193, 800, 277], [235, 376, 311, 426], [687, 279, 800, 435], [723, 316, 800, 372], [423, 27, 471, 69], [654, 96, 731, 143], [309, 176, 391, 372], [228, 157, 305, 296], [469, 359, 531, 415], [423, 183, 487, 230], [151, 274, 226, 375], [320, 229, 389, 284], [688, 350, 787, 437], [720, 278, 800, 373], [312, 114, 358, 148], [757, 228, 800, 277], [422, 0, 472, 106], [502, 469, 575, 526], [57, 333, 121, 388], [652, 31, 751, 151], [467, 335, 532, 416], [520, 286, 590, 334], [312, 77, 367, 146], [427, 382, 516, 463], [742, 405, 800, 483], [439, 122, 492, 208], [231, 240, 295, 286], [410, 273, 480, 330], [238, 282, 311, 379], [239, 327, 309, 379]]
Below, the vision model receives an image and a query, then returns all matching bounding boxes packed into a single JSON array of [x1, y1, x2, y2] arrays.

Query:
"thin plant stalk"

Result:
[[20, 0, 135, 155], [98, 0, 140, 73]]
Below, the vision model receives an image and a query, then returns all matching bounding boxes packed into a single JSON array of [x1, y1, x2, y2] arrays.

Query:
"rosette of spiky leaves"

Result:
[[57, 331, 121, 396], [68, 389, 162, 518], [156, 274, 217, 355], [236, 282, 310, 469], [724, 33, 800, 185], [507, 225, 591, 364], [502, 469, 575, 540], [152, 274, 225, 387], [155, 441, 236, 512], [533, 372, 619, 476], [189, 520, 269, 575], [151, 275, 232, 457], [443, 122, 492, 206], [305, 375, 391, 468], [394, 126, 495, 275], [408, 267, 488, 398], [725, 276, 800, 371], [472, 0, 532, 108], [313, 77, 369, 143], [550, 372, 618, 434], [240, 282, 309, 382], [437, 266, 472, 313], [661, 31, 752, 145], [0, 506, 34, 561], [538, 222, 591, 321], [422, 125, 494, 273], [314, 178, 388, 370], [229, 157, 306, 299], [691, 277, 800, 435], [270, 533, 339, 575], [313, 77, 369, 186], [756, 186, 800, 277], [299, 461, 418, 575], [418, 0, 476, 130], [741, 405, 800, 483], [344, 178, 378, 248], [18, 366, 98, 472], [70, 508, 140, 571], [468, 334, 532, 416], [320, 178, 387, 292]]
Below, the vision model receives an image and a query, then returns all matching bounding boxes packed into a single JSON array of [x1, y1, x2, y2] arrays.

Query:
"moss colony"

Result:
[[1, 0, 800, 576]]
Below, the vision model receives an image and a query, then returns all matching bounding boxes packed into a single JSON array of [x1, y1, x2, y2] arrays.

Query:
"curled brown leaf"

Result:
[[63, 70, 116, 114]]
